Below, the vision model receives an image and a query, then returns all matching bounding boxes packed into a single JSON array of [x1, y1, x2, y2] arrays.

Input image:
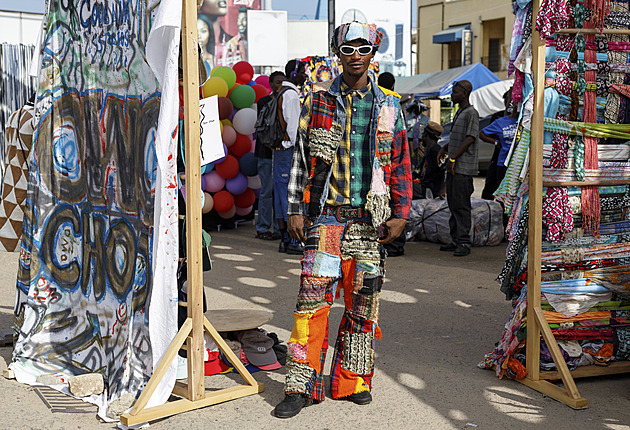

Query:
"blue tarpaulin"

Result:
[[394, 63, 501, 97]]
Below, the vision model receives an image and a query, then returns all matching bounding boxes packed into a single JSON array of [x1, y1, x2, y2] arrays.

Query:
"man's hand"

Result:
[[437, 146, 445, 161], [288, 214, 312, 243], [378, 218, 407, 244], [447, 159, 455, 175]]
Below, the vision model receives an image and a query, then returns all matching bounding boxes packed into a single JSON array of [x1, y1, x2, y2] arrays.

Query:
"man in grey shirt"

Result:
[[438, 80, 479, 256]]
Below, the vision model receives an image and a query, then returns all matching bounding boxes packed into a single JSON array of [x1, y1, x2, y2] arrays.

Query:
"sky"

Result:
[[271, 0, 417, 26]]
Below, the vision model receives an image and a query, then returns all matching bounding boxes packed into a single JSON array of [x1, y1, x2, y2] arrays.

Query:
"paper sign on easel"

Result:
[[199, 95, 225, 166]]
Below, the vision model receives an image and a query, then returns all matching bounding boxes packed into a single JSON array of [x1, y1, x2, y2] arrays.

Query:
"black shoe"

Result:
[[454, 244, 471, 257], [279, 240, 288, 253], [286, 241, 304, 255], [439, 242, 457, 252], [273, 393, 311, 418], [341, 391, 372, 405]]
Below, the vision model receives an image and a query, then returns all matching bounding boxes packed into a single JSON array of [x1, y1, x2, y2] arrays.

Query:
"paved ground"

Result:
[[0, 217, 629, 429]]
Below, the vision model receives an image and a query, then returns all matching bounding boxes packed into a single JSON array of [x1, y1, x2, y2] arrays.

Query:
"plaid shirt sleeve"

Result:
[[287, 92, 313, 215], [389, 106, 412, 219]]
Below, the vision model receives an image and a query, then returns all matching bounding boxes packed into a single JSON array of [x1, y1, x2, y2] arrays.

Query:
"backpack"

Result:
[[255, 87, 295, 150]]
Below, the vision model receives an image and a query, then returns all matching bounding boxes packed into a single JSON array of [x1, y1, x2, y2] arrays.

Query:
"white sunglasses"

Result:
[[339, 44, 373, 56]]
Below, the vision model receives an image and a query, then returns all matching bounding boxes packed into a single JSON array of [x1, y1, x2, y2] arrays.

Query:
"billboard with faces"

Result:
[[335, 0, 412, 76], [197, 0, 262, 68]]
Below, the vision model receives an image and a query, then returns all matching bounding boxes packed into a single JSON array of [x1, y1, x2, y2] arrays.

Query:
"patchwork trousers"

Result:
[[284, 214, 384, 402]]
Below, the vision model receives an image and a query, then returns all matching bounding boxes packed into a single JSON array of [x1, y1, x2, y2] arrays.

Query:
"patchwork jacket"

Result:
[[287, 74, 412, 226]]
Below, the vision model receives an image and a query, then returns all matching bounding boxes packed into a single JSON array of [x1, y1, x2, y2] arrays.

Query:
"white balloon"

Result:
[[232, 108, 257, 135], [247, 174, 261, 190]]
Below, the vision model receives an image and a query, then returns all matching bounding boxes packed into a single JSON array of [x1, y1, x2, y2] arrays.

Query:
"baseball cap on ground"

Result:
[[237, 329, 280, 369]]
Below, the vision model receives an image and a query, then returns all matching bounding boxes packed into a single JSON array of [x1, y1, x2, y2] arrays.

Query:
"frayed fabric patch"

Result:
[[377, 106, 396, 133], [304, 225, 320, 251], [312, 251, 342, 277], [296, 276, 333, 311], [285, 360, 315, 394], [366, 190, 391, 228], [340, 222, 380, 260], [341, 331, 375, 375], [376, 132, 393, 166], [309, 124, 343, 164], [351, 291, 380, 322], [289, 342, 308, 361], [289, 312, 313, 345], [319, 224, 344, 255]]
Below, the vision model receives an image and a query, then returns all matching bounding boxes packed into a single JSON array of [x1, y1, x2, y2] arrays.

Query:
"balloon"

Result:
[[202, 162, 214, 174], [247, 80, 256, 86], [251, 84, 269, 102], [202, 192, 214, 213], [253, 187, 261, 198], [218, 97, 233, 120], [232, 108, 257, 135], [202, 76, 228, 98], [204, 61, 212, 80], [180, 184, 186, 201], [229, 84, 256, 109], [235, 205, 253, 216], [215, 154, 239, 179], [225, 172, 248, 195], [233, 61, 254, 85], [234, 188, 256, 208], [211, 66, 237, 89], [203, 170, 225, 193], [200, 175, 207, 191], [218, 205, 236, 219], [221, 119, 233, 127], [247, 175, 261, 190], [250, 138, 256, 153], [239, 152, 258, 176], [254, 75, 269, 88], [213, 190, 235, 213], [222, 125, 237, 147], [230, 134, 251, 158]]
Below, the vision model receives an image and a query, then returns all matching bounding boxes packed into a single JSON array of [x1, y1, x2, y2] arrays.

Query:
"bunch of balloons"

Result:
[[184, 61, 274, 220]]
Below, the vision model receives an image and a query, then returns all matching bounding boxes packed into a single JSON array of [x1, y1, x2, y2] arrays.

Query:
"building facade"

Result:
[[417, 0, 515, 79]]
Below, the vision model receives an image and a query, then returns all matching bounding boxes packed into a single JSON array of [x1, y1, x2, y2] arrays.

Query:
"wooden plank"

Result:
[[203, 317, 258, 386], [544, 179, 630, 187], [181, 0, 205, 402], [540, 361, 630, 380], [533, 308, 582, 399], [428, 99, 441, 124], [557, 28, 630, 35], [121, 384, 265, 426], [526, 0, 545, 383], [3, 368, 15, 379], [128, 318, 192, 415], [172, 381, 189, 398], [518, 378, 588, 410]]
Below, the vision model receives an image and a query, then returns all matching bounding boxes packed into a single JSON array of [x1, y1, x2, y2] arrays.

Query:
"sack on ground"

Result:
[[406, 197, 504, 246]]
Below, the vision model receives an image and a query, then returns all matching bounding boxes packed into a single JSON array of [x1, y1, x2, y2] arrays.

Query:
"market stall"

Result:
[[481, 0, 630, 408]]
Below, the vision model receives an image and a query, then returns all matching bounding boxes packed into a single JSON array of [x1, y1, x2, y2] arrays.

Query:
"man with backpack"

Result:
[[254, 71, 285, 241], [274, 59, 307, 254]]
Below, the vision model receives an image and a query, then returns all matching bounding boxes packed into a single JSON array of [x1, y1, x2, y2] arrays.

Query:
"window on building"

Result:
[[482, 18, 505, 72], [488, 38, 500, 72]]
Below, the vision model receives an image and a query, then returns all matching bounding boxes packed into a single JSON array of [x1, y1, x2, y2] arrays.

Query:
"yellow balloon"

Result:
[[202, 76, 228, 98], [221, 119, 232, 127], [220, 121, 224, 133], [202, 192, 214, 214]]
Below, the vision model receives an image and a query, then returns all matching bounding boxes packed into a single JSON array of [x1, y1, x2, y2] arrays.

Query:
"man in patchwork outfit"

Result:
[[272, 21, 412, 418]]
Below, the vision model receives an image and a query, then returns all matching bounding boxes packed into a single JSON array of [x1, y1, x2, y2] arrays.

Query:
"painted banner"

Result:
[[197, 0, 261, 68], [11, 0, 181, 418]]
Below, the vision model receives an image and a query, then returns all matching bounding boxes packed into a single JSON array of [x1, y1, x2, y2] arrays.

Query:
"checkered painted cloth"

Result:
[[288, 75, 411, 219], [327, 81, 373, 206]]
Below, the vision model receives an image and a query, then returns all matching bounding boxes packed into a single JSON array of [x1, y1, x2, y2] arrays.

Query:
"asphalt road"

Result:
[[0, 220, 629, 429]]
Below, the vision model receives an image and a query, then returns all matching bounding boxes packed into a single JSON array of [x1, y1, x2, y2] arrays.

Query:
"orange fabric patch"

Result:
[[338, 258, 356, 302], [319, 224, 344, 256], [334, 369, 368, 399], [306, 307, 330, 372]]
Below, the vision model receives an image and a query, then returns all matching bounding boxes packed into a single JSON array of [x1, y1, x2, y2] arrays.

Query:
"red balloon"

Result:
[[218, 97, 233, 120], [234, 188, 256, 208], [251, 84, 269, 102], [233, 61, 254, 85], [215, 154, 239, 179], [213, 190, 235, 213], [230, 134, 252, 158]]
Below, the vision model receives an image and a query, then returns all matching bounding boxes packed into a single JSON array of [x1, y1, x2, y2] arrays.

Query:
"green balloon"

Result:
[[211, 66, 237, 89], [229, 85, 256, 109]]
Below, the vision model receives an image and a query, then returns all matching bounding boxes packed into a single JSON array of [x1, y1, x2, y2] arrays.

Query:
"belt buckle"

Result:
[[335, 206, 348, 222]]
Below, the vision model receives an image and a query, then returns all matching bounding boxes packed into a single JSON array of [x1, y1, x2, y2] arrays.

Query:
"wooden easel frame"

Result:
[[120, 0, 263, 425], [517, 0, 630, 409]]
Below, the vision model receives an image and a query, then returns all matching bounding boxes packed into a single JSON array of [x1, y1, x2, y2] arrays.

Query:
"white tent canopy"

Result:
[[469, 79, 514, 118]]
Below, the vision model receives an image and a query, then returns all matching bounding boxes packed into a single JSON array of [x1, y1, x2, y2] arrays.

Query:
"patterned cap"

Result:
[[331, 21, 383, 55]]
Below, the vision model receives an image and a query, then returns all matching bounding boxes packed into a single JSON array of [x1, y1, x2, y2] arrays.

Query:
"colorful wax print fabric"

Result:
[[11, 0, 181, 419]]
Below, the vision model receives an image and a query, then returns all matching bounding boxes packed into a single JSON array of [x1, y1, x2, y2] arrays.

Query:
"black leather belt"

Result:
[[322, 205, 366, 222]]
